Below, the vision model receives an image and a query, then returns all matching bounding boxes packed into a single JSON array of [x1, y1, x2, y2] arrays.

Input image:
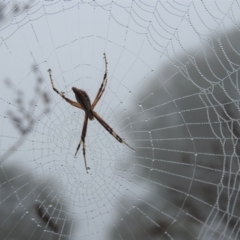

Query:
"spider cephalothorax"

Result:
[[48, 53, 134, 173]]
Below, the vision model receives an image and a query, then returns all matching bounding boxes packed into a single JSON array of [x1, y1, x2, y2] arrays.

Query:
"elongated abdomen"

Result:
[[72, 87, 94, 120]]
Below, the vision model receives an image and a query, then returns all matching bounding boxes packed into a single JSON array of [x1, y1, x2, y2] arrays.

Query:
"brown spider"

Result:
[[48, 53, 134, 173]]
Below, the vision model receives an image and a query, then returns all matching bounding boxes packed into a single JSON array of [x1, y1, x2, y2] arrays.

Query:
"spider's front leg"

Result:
[[48, 69, 83, 110], [91, 53, 108, 109]]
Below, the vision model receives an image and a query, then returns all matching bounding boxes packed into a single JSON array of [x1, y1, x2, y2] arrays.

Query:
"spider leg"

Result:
[[74, 114, 89, 173], [48, 69, 83, 110], [91, 53, 108, 109], [93, 111, 135, 151]]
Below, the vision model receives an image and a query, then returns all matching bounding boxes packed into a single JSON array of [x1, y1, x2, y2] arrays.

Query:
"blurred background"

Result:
[[0, 0, 240, 239]]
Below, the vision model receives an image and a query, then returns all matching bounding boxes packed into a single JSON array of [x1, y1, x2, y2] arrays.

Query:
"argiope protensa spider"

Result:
[[48, 53, 135, 173]]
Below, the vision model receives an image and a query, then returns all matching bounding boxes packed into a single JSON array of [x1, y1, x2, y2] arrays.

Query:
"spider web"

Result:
[[0, 0, 240, 239]]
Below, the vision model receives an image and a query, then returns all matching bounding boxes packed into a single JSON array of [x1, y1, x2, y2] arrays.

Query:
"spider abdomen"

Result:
[[72, 87, 94, 120]]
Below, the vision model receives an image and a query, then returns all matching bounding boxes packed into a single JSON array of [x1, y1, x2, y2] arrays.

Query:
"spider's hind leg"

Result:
[[75, 139, 89, 174], [74, 140, 82, 158], [74, 115, 89, 173], [93, 111, 135, 151]]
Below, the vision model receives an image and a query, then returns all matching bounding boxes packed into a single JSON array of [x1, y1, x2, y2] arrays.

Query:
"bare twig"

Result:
[[0, 66, 51, 163]]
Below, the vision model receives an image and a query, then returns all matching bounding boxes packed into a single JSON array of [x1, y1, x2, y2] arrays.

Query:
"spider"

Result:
[[48, 53, 135, 173]]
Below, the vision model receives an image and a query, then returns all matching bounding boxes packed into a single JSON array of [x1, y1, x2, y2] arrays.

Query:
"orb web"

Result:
[[0, 1, 240, 240]]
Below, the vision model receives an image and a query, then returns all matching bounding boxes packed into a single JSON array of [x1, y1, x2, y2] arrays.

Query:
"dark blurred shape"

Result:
[[0, 1, 33, 26], [35, 203, 58, 233], [0, 166, 72, 240]]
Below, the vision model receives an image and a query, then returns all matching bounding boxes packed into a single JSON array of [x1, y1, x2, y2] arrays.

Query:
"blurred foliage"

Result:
[[0, 65, 51, 163], [0, 63, 72, 238], [0, 0, 32, 25], [108, 28, 240, 239]]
